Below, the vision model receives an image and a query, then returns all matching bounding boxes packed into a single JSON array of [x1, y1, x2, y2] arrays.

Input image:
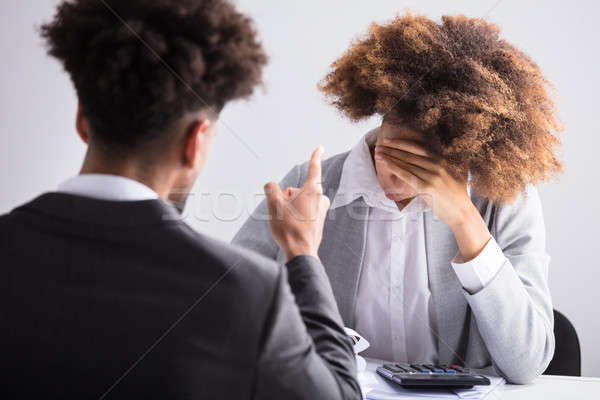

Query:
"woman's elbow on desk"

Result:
[[496, 332, 555, 384]]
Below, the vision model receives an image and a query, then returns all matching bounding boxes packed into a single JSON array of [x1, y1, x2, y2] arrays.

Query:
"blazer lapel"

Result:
[[424, 211, 469, 364], [319, 198, 369, 328]]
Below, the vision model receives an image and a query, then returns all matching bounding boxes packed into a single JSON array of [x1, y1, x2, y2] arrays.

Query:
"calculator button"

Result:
[[396, 363, 417, 373], [452, 365, 469, 373], [410, 364, 432, 373], [383, 364, 403, 373], [423, 364, 444, 373]]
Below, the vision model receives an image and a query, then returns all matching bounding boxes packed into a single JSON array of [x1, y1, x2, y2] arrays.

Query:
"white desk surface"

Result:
[[361, 359, 600, 399], [495, 375, 600, 399]]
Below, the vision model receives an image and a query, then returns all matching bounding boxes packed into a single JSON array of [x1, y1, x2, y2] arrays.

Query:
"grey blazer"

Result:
[[232, 150, 555, 384]]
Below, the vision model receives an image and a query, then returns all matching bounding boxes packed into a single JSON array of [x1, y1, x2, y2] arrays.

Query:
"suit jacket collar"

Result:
[[319, 196, 370, 328], [14, 192, 181, 228]]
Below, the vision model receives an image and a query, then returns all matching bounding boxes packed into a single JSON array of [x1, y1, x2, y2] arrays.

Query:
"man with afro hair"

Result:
[[0, 1, 362, 399], [234, 12, 561, 384]]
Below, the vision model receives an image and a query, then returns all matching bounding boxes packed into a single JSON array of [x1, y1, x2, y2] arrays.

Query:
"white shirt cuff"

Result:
[[451, 236, 506, 294]]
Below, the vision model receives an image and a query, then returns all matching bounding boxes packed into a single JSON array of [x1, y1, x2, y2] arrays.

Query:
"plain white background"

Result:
[[1, 0, 599, 376]]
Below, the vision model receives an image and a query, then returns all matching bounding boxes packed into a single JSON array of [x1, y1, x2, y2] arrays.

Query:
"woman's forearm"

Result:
[[450, 202, 492, 262]]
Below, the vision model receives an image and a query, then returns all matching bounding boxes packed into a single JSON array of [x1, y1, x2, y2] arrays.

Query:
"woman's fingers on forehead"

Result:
[[382, 138, 428, 156], [376, 146, 438, 170], [376, 146, 410, 158], [376, 146, 416, 163]]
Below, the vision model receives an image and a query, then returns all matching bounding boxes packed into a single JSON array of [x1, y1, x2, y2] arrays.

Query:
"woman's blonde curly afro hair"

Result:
[[319, 12, 562, 203]]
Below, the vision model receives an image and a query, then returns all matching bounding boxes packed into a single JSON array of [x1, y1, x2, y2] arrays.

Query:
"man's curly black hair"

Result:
[[41, 0, 267, 150]]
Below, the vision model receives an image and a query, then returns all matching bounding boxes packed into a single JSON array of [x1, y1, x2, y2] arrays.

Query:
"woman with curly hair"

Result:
[[234, 12, 562, 384]]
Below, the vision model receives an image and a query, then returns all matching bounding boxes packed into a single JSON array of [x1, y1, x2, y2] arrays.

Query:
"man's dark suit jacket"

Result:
[[0, 193, 361, 399]]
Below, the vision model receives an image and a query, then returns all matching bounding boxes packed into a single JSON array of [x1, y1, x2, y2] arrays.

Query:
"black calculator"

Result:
[[376, 363, 491, 389]]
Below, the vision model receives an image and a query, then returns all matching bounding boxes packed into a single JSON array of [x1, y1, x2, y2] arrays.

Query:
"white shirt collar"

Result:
[[330, 128, 430, 214], [57, 174, 159, 201]]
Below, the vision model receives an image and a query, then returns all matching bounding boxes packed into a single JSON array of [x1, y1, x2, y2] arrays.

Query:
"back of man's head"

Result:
[[41, 0, 267, 152]]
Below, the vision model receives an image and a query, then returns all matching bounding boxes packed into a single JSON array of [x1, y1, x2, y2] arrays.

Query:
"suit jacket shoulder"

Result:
[[0, 194, 286, 398]]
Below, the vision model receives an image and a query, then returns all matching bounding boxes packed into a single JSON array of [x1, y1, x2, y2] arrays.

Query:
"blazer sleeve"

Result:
[[232, 164, 302, 260], [253, 255, 361, 400], [465, 185, 554, 384]]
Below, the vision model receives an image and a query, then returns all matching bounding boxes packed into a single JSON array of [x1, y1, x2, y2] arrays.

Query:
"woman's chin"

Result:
[[385, 192, 413, 202]]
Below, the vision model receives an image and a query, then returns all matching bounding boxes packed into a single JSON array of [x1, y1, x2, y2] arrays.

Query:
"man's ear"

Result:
[[75, 105, 90, 144], [182, 119, 212, 169]]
